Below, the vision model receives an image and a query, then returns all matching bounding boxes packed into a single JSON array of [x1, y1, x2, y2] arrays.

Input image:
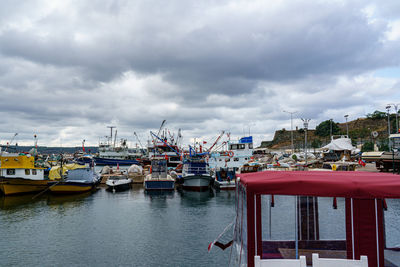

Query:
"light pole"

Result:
[[386, 105, 391, 151], [344, 115, 349, 137], [283, 110, 298, 154], [330, 118, 333, 139], [388, 103, 399, 133], [301, 118, 311, 168]]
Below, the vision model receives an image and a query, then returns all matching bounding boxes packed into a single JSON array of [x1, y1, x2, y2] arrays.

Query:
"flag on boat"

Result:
[[358, 159, 366, 167]]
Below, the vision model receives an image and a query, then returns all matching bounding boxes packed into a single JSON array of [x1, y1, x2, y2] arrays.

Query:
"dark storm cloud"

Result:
[[0, 0, 399, 145]]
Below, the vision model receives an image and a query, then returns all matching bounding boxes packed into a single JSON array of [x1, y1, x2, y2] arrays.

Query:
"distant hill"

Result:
[[260, 117, 392, 150], [1, 146, 99, 155]]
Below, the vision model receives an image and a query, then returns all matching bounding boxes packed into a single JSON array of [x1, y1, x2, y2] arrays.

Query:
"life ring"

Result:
[[228, 151, 234, 158]]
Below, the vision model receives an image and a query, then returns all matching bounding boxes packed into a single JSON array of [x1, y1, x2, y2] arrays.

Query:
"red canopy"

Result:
[[238, 171, 400, 199]]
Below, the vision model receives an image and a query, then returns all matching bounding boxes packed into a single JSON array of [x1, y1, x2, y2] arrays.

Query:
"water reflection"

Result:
[[46, 191, 94, 206], [178, 188, 215, 205], [0, 193, 45, 210]]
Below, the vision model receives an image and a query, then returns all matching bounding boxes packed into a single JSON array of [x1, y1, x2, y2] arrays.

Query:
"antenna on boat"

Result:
[[157, 120, 166, 138], [5, 133, 18, 152], [114, 130, 118, 148], [134, 132, 144, 149], [107, 126, 116, 145]]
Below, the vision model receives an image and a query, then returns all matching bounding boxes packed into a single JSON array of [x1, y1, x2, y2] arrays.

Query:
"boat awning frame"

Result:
[[238, 171, 400, 199]]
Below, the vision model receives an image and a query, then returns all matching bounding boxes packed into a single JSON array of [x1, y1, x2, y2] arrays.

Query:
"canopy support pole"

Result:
[[295, 195, 299, 259], [351, 198, 355, 260], [375, 198, 380, 267]]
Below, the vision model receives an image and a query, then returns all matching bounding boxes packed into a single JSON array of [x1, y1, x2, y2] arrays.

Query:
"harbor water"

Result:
[[0, 186, 235, 266], [1, 186, 400, 266]]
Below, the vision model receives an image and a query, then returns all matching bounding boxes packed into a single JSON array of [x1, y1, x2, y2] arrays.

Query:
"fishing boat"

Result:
[[209, 136, 254, 170], [144, 157, 174, 190], [182, 156, 213, 191], [0, 153, 48, 195], [105, 173, 132, 192], [93, 127, 142, 166], [147, 128, 182, 168], [48, 168, 100, 194], [214, 167, 236, 190]]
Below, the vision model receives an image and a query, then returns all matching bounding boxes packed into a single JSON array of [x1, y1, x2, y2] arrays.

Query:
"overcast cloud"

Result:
[[0, 0, 400, 147]]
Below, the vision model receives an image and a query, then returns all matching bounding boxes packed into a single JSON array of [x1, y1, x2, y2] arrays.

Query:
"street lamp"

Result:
[[283, 110, 298, 154], [386, 105, 391, 151], [344, 115, 349, 137], [388, 103, 400, 133], [301, 118, 311, 168], [329, 118, 333, 139]]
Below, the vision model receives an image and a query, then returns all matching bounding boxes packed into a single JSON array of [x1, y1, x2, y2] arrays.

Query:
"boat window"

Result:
[[219, 159, 222, 162], [6, 169, 15, 175], [249, 143, 253, 149], [234, 158, 239, 161], [238, 144, 245, 149], [261, 195, 346, 261], [230, 144, 238, 150], [25, 169, 30, 175], [32, 169, 37, 175]]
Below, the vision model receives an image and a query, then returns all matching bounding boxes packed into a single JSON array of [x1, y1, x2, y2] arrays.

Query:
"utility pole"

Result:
[[386, 105, 391, 151], [301, 118, 311, 168], [344, 115, 349, 137], [388, 103, 399, 133], [330, 118, 333, 139], [284, 110, 298, 154]]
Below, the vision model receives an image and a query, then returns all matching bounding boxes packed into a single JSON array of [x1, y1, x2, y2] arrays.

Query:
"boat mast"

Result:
[[114, 130, 117, 148], [107, 126, 116, 146]]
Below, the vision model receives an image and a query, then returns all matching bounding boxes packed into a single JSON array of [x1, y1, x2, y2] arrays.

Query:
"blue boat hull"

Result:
[[93, 157, 139, 166], [144, 180, 174, 190]]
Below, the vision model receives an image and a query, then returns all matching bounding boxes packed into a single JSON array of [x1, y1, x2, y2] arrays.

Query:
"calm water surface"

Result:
[[2, 187, 400, 266], [0, 186, 235, 266]]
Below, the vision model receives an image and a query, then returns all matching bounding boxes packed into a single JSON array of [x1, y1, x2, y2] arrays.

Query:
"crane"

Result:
[[207, 131, 225, 152]]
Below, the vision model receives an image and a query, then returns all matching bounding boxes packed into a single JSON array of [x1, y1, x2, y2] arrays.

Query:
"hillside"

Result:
[[260, 117, 394, 149]]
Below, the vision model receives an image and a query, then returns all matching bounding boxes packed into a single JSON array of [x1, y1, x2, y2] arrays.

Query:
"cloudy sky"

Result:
[[1, 0, 400, 147]]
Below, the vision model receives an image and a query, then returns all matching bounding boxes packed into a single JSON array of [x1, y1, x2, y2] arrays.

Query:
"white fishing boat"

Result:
[[144, 157, 175, 190], [209, 136, 254, 170], [182, 157, 213, 191]]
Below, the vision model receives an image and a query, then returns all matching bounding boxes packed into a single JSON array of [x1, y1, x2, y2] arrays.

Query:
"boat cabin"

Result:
[[234, 171, 400, 267], [0, 153, 45, 180], [151, 158, 168, 179]]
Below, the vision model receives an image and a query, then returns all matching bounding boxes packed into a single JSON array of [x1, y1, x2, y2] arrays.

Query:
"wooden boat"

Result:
[[48, 168, 99, 194], [0, 153, 48, 195]]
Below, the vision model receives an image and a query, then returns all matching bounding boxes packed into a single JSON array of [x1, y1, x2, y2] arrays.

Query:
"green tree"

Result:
[[361, 142, 374, 152], [311, 139, 321, 149], [367, 110, 386, 120], [315, 120, 340, 137]]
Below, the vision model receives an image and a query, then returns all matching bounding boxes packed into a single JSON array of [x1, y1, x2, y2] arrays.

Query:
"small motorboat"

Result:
[[214, 167, 236, 190], [106, 174, 132, 192]]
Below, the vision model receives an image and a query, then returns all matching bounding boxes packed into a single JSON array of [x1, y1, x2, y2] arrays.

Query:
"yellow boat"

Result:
[[48, 168, 100, 194], [0, 153, 48, 195]]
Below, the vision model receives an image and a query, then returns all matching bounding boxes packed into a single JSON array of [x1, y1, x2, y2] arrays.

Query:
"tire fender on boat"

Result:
[[228, 151, 234, 158]]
